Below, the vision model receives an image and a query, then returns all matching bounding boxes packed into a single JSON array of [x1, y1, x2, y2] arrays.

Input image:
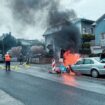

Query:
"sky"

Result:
[[0, 0, 105, 40], [63, 0, 105, 20]]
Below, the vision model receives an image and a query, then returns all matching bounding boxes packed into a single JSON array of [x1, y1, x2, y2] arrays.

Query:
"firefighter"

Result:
[[5, 52, 11, 71]]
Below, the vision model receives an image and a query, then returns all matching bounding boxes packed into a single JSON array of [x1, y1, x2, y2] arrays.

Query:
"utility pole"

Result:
[[2, 39, 4, 56], [1, 33, 5, 56]]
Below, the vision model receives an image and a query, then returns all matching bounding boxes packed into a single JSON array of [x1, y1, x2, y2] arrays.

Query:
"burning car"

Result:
[[71, 57, 105, 78]]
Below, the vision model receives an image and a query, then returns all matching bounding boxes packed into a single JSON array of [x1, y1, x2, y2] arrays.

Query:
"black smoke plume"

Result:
[[48, 2, 77, 27], [9, 0, 76, 26], [9, 0, 51, 25], [9, 0, 80, 52], [53, 22, 80, 53], [47, 1, 80, 53]]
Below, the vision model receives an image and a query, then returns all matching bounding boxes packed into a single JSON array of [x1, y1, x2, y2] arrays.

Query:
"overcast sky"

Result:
[[66, 0, 105, 20], [0, 0, 105, 40]]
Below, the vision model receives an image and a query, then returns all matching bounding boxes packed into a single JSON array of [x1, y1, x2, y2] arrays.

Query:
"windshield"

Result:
[[100, 59, 105, 63], [93, 57, 100, 61], [93, 57, 105, 63]]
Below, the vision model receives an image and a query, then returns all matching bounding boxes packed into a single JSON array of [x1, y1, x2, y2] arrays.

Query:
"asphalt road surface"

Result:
[[0, 63, 105, 105]]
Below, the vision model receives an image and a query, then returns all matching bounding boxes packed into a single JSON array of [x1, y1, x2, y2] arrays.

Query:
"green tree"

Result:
[[2, 33, 17, 54], [82, 34, 95, 42], [80, 34, 95, 54], [16, 40, 22, 46]]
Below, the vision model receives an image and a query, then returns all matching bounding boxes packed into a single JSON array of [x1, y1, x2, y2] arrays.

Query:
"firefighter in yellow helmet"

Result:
[[5, 52, 11, 71]]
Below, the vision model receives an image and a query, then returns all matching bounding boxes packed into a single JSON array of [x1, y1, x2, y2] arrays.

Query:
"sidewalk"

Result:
[[0, 90, 24, 105]]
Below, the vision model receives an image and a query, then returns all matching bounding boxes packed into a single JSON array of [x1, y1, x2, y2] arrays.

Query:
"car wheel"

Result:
[[91, 69, 99, 78]]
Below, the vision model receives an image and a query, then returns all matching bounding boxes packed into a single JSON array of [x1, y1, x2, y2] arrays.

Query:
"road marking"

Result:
[[0, 66, 4, 69], [0, 89, 24, 105], [0, 64, 30, 71], [23, 63, 30, 68]]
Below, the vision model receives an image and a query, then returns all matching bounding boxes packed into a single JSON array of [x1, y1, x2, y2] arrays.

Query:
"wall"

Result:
[[95, 19, 105, 46], [45, 35, 53, 52], [81, 21, 94, 35], [75, 22, 82, 34]]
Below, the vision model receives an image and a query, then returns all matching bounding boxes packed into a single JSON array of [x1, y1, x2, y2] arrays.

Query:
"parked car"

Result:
[[71, 57, 105, 78]]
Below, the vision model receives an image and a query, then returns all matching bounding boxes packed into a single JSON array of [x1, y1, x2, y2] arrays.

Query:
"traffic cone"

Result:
[[49, 58, 56, 73]]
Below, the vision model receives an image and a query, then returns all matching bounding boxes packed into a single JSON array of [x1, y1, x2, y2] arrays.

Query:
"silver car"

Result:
[[71, 57, 105, 78]]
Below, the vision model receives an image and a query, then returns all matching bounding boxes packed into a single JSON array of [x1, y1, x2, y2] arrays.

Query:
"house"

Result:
[[73, 18, 94, 35], [18, 39, 35, 46], [90, 14, 105, 54], [43, 24, 62, 59], [43, 18, 95, 56], [43, 21, 81, 61], [94, 14, 105, 47]]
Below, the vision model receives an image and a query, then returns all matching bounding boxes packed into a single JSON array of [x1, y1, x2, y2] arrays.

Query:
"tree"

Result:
[[82, 34, 95, 42], [2, 33, 17, 54], [16, 40, 22, 46], [80, 34, 95, 54], [10, 46, 22, 57], [0, 41, 3, 53], [30, 46, 44, 55]]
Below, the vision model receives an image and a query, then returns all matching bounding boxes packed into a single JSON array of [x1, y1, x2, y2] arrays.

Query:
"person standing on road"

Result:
[[26, 53, 30, 65], [19, 53, 23, 65], [5, 52, 11, 71]]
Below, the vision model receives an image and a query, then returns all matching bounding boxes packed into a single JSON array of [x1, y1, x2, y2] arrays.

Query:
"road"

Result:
[[0, 63, 105, 105]]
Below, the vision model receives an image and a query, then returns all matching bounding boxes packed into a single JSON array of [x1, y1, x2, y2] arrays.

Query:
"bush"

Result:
[[82, 42, 90, 48], [82, 34, 95, 42]]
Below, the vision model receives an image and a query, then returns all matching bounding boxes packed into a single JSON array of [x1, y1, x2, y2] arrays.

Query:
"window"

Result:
[[83, 27, 86, 34], [101, 59, 105, 63], [75, 59, 84, 65], [84, 59, 94, 64], [91, 28, 93, 34], [100, 33, 105, 46], [101, 33, 105, 39]]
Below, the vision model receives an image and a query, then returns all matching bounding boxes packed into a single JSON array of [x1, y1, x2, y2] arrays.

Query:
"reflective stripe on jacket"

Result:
[[5, 54, 11, 61]]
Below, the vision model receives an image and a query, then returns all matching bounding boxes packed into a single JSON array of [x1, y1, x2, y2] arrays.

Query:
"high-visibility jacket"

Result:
[[5, 54, 11, 61]]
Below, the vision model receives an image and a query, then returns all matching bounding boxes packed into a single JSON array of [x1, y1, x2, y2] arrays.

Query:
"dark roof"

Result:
[[81, 18, 94, 23], [74, 18, 94, 24], [43, 21, 70, 36], [43, 26, 62, 36]]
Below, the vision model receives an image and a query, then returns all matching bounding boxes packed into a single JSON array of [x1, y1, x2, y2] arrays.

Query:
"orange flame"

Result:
[[63, 50, 80, 67], [62, 74, 78, 86]]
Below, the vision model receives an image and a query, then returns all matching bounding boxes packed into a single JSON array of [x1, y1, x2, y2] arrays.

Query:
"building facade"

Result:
[[43, 18, 95, 56], [73, 18, 94, 35], [94, 14, 105, 47], [44, 18, 95, 51], [43, 26, 62, 59]]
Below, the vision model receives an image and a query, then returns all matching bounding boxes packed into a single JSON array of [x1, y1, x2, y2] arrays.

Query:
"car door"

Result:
[[80, 59, 94, 74], [72, 59, 84, 73]]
